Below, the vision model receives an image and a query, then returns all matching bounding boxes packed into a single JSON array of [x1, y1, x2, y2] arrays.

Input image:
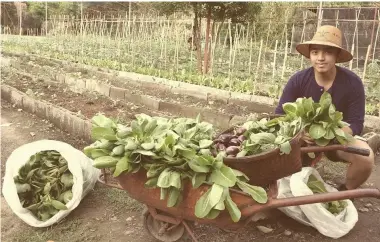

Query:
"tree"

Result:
[[153, 2, 262, 74]]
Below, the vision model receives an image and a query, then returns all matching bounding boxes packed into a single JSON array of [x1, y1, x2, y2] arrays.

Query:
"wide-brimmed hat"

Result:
[[296, 25, 353, 63]]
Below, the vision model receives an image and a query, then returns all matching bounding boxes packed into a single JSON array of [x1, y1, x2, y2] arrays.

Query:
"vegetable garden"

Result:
[[1, 6, 379, 115]]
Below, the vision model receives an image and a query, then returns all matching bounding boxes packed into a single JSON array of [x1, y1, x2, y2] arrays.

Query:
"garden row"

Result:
[[1, 53, 380, 133]]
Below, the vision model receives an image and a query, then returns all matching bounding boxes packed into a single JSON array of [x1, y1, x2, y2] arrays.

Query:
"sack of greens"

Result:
[[2, 140, 100, 227]]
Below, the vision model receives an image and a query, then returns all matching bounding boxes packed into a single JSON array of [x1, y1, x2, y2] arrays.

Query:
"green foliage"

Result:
[[84, 113, 268, 222]]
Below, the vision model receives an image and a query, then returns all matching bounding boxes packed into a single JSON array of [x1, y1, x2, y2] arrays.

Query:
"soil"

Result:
[[1, 101, 380, 242], [3, 53, 252, 117], [1, 66, 171, 124]]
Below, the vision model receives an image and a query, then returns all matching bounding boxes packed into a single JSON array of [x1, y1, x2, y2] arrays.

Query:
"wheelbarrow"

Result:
[[97, 144, 380, 242]]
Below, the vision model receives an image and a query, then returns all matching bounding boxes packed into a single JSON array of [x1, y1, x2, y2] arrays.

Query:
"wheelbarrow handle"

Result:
[[300, 145, 371, 157]]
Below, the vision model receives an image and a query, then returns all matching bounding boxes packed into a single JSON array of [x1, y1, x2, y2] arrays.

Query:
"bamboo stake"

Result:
[[349, 42, 355, 70], [273, 40, 278, 78], [300, 11, 307, 45], [248, 37, 253, 75], [255, 39, 263, 81], [356, 8, 361, 69], [289, 24, 295, 53], [281, 40, 289, 81], [228, 20, 233, 79], [335, 10, 340, 27], [362, 45, 371, 81], [231, 24, 238, 79], [372, 10, 379, 62], [317, 1, 323, 28]]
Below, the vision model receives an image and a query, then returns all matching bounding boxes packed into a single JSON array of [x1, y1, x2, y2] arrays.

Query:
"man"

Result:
[[275, 25, 375, 191]]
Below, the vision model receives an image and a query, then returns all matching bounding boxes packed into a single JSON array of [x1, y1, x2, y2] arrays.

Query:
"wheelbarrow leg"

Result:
[[143, 206, 198, 242], [182, 220, 199, 242]]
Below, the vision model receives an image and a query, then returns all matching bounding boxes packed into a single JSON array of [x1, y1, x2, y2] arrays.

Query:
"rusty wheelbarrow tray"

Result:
[[97, 144, 380, 242]]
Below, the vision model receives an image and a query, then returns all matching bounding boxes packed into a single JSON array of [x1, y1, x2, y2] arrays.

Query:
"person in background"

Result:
[[275, 25, 375, 191]]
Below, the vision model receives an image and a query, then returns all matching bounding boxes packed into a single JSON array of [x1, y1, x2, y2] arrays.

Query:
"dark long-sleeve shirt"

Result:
[[275, 66, 365, 136]]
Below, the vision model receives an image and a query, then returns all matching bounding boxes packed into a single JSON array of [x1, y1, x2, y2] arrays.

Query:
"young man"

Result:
[[275, 25, 375, 190]]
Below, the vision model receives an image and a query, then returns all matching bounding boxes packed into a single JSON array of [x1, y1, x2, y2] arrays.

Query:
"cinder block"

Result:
[[140, 95, 160, 110], [85, 79, 97, 91], [109, 86, 126, 100], [35, 100, 48, 119], [201, 110, 232, 129], [1, 85, 11, 101], [172, 87, 208, 100], [95, 82, 111, 96], [22, 95, 36, 114], [158, 101, 200, 118], [10, 89, 23, 108]]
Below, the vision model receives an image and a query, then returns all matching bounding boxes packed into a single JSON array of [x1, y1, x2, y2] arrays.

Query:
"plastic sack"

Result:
[[277, 167, 358, 239], [2, 140, 100, 227]]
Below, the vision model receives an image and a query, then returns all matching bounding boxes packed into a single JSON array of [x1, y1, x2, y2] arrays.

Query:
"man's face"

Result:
[[309, 44, 340, 73]]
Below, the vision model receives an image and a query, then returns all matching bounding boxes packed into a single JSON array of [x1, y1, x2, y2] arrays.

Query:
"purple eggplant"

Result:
[[219, 134, 234, 144], [229, 138, 241, 146], [235, 127, 247, 136], [226, 146, 240, 155], [217, 143, 226, 151], [211, 149, 217, 156], [238, 135, 246, 143]]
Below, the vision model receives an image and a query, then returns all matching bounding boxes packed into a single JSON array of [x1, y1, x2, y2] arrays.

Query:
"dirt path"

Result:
[[1, 101, 380, 242]]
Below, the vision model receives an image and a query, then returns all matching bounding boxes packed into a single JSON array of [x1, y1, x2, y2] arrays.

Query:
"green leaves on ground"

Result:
[[14, 150, 73, 221]]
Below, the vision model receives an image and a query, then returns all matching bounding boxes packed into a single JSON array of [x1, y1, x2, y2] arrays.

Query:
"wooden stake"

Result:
[[255, 39, 263, 81], [289, 24, 295, 53], [356, 8, 361, 69], [372, 10, 379, 62], [335, 9, 340, 27], [349, 42, 355, 70], [362, 45, 371, 81], [281, 40, 289, 81], [273, 40, 278, 78], [248, 37, 253, 75]]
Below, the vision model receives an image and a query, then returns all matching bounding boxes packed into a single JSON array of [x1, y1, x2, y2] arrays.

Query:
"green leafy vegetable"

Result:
[[14, 150, 73, 221]]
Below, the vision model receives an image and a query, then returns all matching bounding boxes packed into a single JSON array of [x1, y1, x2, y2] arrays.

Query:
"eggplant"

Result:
[[226, 146, 240, 155], [238, 135, 246, 143], [219, 134, 234, 143], [229, 138, 241, 146], [211, 149, 217, 157], [217, 143, 226, 151], [227, 154, 236, 158], [235, 127, 247, 136]]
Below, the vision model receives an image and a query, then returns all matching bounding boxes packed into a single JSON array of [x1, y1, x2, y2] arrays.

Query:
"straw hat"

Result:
[[296, 25, 353, 63]]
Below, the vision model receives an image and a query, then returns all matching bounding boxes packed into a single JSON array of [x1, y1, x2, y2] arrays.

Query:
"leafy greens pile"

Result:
[[84, 114, 268, 222], [214, 92, 354, 159], [213, 116, 303, 157], [83, 91, 352, 222], [280, 92, 354, 146], [307, 175, 347, 214], [14, 150, 73, 221]]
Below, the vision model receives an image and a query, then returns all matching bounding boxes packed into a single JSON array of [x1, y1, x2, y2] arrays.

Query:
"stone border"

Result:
[[1, 84, 92, 142], [4, 52, 380, 131], [9, 69, 238, 129], [4, 52, 276, 106]]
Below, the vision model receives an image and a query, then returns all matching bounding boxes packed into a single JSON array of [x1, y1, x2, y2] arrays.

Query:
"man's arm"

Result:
[[275, 75, 299, 114], [343, 81, 365, 136]]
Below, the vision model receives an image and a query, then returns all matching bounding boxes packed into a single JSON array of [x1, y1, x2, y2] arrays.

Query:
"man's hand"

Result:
[[341, 126, 353, 136], [302, 126, 353, 146], [302, 132, 315, 145]]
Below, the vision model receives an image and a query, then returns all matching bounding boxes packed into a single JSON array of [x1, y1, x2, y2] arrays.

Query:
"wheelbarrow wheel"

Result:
[[142, 207, 187, 242]]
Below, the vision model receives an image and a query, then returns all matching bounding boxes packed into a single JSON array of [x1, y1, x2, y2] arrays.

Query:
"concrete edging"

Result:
[[5, 51, 380, 131], [5, 52, 276, 109], [11, 69, 240, 129], [1, 84, 92, 142]]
